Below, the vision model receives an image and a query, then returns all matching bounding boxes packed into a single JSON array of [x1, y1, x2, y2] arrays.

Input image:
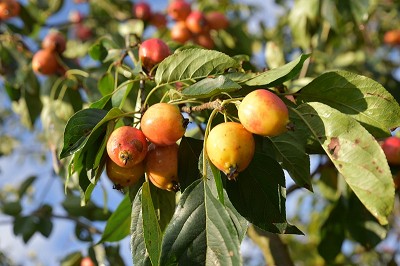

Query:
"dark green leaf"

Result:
[[346, 193, 387, 249], [13, 216, 38, 243], [178, 137, 203, 192], [295, 102, 394, 225], [149, 183, 176, 233], [60, 109, 108, 159], [317, 199, 346, 262], [226, 153, 301, 234], [182, 76, 241, 98], [2, 201, 22, 216], [18, 176, 36, 198], [155, 48, 240, 85], [89, 42, 108, 61], [131, 188, 152, 266], [99, 195, 131, 243], [37, 218, 53, 238], [270, 131, 311, 189], [142, 182, 162, 266], [297, 70, 400, 137], [160, 180, 242, 266]]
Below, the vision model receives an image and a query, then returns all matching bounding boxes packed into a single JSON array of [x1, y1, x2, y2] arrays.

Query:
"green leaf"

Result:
[[142, 182, 162, 266], [295, 102, 394, 225], [37, 218, 53, 238], [89, 42, 108, 61], [226, 153, 301, 234], [178, 137, 203, 192], [270, 131, 311, 189], [160, 180, 242, 265], [349, 0, 378, 24], [155, 48, 240, 85], [2, 201, 22, 216], [149, 183, 176, 233], [182, 76, 241, 98], [99, 195, 131, 243], [98, 72, 115, 96], [224, 54, 310, 88], [317, 199, 346, 262], [288, 0, 319, 49], [346, 193, 387, 249], [130, 188, 152, 266], [297, 70, 400, 137], [60, 109, 108, 159], [13, 216, 38, 243], [18, 176, 37, 198]]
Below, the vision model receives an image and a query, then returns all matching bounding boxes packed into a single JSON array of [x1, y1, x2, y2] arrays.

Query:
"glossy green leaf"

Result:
[[297, 70, 400, 137], [226, 153, 301, 234], [182, 75, 241, 98], [60, 109, 108, 159], [295, 102, 394, 225], [160, 180, 242, 265], [131, 188, 152, 266], [270, 130, 311, 189], [155, 48, 240, 85], [142, 182, 162, 266], [99, 195, 131, 243]]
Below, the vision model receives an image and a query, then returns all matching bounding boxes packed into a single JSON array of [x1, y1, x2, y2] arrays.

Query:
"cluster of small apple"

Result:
[[167, 0, 229, 49], [106, 37, 291, 189], [105, 103, 188, 192], [206, 89, 290, 179], [0, 0, 20, 21], [32, 31, 67, 75], [132, 0, 229, 49]]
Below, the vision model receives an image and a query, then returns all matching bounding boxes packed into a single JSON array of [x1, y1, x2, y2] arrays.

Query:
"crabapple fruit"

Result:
[[145, 143, 180, 192], [206, 122, 255, 180], [194, 33, 214, 49], [133, 2, 152, 21], [167, 0, 191, 21], [238, 89, 289, 137], [206, 11, 229, 30], [42, 31, 67, 54], [32, 49, 59, 75], [150, 12, 167, 28], [170, 21, 192, 44], [381, 136, 400, 165], [106, 157, 144, 188], [106, 126, 148, 168], [139, 38, 171, 72], [141, 103, 188, 146], [0, 0, 20, 20], [185, 11, 209, 34]]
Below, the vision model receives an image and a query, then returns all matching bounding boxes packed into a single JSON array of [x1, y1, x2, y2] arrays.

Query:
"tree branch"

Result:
[[181, 99, 224, 113]]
